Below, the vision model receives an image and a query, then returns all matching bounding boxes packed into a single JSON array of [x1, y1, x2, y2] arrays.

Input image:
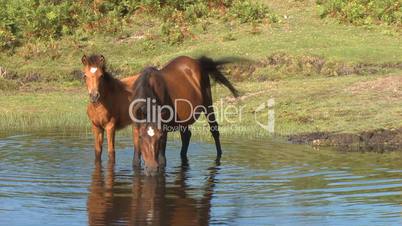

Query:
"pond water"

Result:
[[1, 132, 402, 226]]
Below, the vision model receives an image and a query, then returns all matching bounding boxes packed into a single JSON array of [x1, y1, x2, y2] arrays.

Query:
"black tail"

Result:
[[198, 56, 241, 98]]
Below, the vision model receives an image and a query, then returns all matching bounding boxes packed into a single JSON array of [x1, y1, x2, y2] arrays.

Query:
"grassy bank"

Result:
[[0, 0, 401, 142], [2, 72, 402, 138]]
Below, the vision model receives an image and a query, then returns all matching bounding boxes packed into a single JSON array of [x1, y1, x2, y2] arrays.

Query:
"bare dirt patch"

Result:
[[347, 76, 402, 98]]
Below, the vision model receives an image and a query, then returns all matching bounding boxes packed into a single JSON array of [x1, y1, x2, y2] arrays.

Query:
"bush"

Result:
[[158, 0, 276, 43], [317, 0, 402, 27], [0, 0, 140, 49], [0, 0, 276, 49], [229, 0, 271, 23]]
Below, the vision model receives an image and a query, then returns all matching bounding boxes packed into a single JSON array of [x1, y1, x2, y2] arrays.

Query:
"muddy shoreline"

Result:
[[288, 128, 402, 152]]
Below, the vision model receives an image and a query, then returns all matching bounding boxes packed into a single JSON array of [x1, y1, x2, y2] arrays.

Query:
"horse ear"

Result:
[[100, 55, 105, 66], [81, 55, 87, 65]]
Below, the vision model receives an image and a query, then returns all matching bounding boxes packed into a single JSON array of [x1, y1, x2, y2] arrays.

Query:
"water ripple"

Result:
[[0, 134, 402, 226]]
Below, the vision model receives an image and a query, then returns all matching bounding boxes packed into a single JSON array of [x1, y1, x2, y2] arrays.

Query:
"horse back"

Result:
[[121, 73, 140, 99], [160, 56, 205, 125]]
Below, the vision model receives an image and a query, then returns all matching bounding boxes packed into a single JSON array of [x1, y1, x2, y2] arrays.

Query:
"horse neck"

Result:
[[96, 76, 126, 108]]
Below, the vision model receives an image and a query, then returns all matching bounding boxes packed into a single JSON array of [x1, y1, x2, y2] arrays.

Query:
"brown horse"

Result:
[[81, 54, 139, 162], [131, 56, 239, 175]]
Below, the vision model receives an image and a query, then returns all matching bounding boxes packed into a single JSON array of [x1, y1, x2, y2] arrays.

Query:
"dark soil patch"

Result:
[[288, 128, 402, 152]]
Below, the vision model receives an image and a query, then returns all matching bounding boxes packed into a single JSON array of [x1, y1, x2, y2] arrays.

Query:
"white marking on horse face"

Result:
[[90, 67, 98, 74], [147, 127, 155, 137]]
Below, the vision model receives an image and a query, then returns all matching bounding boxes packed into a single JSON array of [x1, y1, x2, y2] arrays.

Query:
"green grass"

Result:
[[2, 72, 402, 138], [0, 90, 88, 132], [0, 0, 401, 137], [212, 73, 402, 136]]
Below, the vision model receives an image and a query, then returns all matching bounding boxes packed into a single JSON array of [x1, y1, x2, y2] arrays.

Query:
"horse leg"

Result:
[[180, 126, 192, 164], [105, 123, 116, 163], [92, 125, 104, 162], [158, 132, 168, 168], [132, 126, 141, 168], [206, 106, 222, 161]]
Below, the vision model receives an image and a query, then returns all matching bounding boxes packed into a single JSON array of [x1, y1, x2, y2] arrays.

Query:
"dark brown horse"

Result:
[[131, 56, 239, 175], [81, 55, 139, 162]]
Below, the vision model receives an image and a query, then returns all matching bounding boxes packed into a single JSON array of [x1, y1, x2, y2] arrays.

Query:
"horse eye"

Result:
[[82, 74, 87, 79]]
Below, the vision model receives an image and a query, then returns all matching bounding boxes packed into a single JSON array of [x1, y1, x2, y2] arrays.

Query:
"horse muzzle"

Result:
[[89, 91, 100, 103]]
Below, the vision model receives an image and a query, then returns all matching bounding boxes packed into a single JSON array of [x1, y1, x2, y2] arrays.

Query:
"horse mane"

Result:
[[134, 67, 167, 103], [133, 67, 169, 120]]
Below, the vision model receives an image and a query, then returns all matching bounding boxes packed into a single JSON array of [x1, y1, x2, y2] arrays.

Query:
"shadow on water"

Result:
[[87, 161, 220, 226]]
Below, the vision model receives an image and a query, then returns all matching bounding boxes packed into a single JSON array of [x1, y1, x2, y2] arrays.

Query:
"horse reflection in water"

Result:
[[87, 161, 219, 226]]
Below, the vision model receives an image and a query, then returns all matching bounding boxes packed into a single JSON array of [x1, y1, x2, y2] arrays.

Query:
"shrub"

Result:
[[317, 0, 402, 27], [0, 0, 140, 49], [0, 0, 277, 49], [229, 0, 271, 23]]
